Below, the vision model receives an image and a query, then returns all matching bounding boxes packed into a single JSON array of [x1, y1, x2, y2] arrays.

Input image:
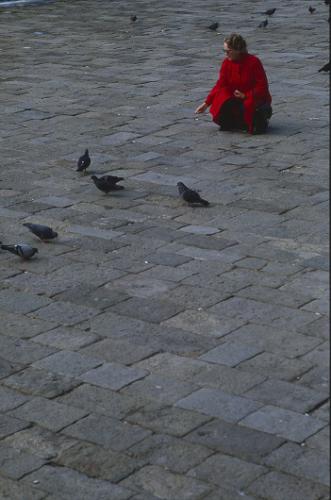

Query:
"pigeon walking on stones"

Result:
[[309, 6, 316, 13], [318, 62, 330, 72], [1, 243, 38, 259], [264, 8, 276, 16], [208, 22, 219, 31], [77, 149, 91, 175], [23, 223, 58, 241], [91, 175, 124, 194], [258, 19, 268, 28], [177, 182, 209, 206]]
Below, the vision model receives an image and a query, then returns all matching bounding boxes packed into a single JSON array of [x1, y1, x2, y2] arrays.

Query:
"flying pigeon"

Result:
[[23, 223, 58, 241], [208, 22, 219, 31], [258, 19, 268, 28], [264, 8, 276, 16], [91, 175, 124, 193], [309, 6, 316, 13], [177, 182, 209, 206], [1, 243, 38, 259], [318, 62, 330, 72], [77, 149, 91, 174], [130, 15, 137, 22]]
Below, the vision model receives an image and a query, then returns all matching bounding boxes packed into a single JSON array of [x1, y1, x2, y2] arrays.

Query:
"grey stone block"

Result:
[[0, 289, 51, 315], [57, 383, 142, 419], [110, 296, 184, 323], [237, 351, 313, 381], [3, 367, 79, 398], [185, 418, 284, 463], [0, 445, 45, 480], [305, 426, 329, 453], [55, 441, 146, 483], [127, 433, 212, 473], [80, 337, 158, 365], [32, 326, 99, 350], [111, 275, 177, 298], [225, 323, 321, 358], [264, 442, 330, 486], [188, 452, 266, 489], [3, 426, 77, 460], [0, 336, 55, 365], [121, 374, 198, 405], [119, 465, 212, 499], [127, 404, 212, 437], [0, 415, 29, 439], [297, 365, 329, 392], [0, 386, 30, 412], [235, 257, 267, 270], [63, 413, 151, 451], [53, 284, 129, 310], [199, 342, 262, 367], [190, 363, 265, 395], [8, 397, 87, 432], [247, 471, 329, 500], [244, 379, 328, 413], [179, 225, 220, 235], [0, 311, 55, 339], [31, 301, 99, 326], [236, 284, 313, 308], [32, 350, 102, 377], [163, 309, 245, 337], [159, 284, 230, 308], [0, 476, 46, 500], [145, 251, 192, 267], [80, 362, 148, 390], [175, 388, 262, 422], [34, 196, 74, 207], [240, 405, 326, 442], [135, 353, 206, 381], [23, 465, 132, 500], [100, 131, 139, 145], [0, 358, 24, 380]]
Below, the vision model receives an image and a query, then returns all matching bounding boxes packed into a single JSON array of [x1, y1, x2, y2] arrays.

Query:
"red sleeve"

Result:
[[205, 59, 228, 106], [245, 57, 269, 103]]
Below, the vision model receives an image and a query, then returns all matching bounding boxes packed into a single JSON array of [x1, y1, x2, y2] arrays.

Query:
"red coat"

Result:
[[205, 53, 272, 133]]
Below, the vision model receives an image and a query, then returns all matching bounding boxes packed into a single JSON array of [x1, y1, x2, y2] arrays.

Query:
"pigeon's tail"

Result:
[[200, 198, 210, 207], [1, 244, 13, 251]]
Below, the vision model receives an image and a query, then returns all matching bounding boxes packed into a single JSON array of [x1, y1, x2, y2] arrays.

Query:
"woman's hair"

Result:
[[224, 33, 247, 53]]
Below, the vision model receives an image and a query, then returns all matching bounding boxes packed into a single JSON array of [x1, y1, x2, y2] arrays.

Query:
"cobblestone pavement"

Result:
[[0, 0, 329, 498]]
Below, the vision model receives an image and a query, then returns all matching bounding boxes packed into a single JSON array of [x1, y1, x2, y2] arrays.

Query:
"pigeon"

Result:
[[177, 182, 209, 206], [23, 223, 58, 241], [91, 175, 124, 193], [130, 15, 137, 22], [318, 62, 330, 72], [264, 8, 276, 16], [77, 149, 91, 174], [1, 243, 38, 259], [208, 22, 219, 31], [309, 6, 316, 13], [258, 19, 268, 28]]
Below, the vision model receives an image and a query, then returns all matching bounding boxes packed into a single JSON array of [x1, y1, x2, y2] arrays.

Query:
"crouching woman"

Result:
[[195, 33, 272, 134]]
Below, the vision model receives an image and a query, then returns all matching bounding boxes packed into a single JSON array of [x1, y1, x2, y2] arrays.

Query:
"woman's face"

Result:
[[223, 42, 241, 61]]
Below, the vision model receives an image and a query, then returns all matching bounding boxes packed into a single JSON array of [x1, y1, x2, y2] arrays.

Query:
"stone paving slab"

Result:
[[0, 0, 328, 498]]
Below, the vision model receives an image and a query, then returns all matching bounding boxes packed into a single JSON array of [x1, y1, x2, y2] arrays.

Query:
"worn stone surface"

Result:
[[0, 0, 328, 498]]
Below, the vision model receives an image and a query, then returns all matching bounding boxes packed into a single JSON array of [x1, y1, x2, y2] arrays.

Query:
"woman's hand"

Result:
[[234, 90, 246, 99], [195, 102, 208, 114]]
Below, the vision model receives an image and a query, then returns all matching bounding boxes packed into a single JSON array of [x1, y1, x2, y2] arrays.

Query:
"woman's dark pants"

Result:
[[217, 98, 272, 133]]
